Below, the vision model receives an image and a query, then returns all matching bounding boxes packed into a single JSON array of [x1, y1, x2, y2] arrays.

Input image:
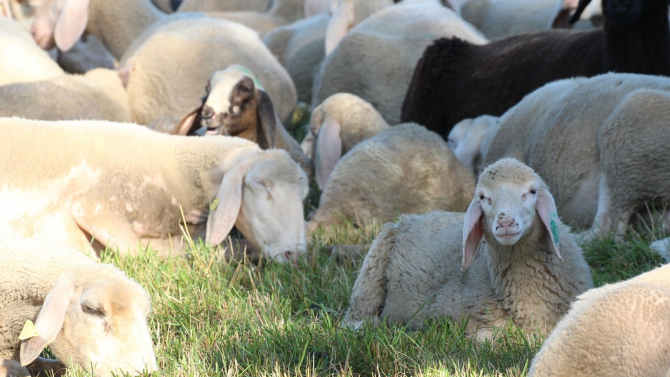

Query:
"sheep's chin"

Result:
[[493, 233, 522, 246]]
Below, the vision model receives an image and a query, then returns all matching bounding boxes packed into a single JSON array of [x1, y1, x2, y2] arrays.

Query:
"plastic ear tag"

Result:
[[18, 320, 39, 340], [209, 198, 219, 211]]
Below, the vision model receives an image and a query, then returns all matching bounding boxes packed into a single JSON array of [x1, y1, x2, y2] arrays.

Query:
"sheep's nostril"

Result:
[[201, 106, 215, 119]]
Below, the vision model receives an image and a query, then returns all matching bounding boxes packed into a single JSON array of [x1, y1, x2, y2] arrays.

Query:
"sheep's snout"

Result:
[[199, 105, 226, 135], [493, 211, 521, 242]]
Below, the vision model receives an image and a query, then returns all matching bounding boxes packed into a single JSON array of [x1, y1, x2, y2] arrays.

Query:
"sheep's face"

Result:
[[235, 157, 309, 263], [462, 158, 561, 269], [21, 265, 158, 376], [603, 0, 644, 25], [448, 115, 497, 173]]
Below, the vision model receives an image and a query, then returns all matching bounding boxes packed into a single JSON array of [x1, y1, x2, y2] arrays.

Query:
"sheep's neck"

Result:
[[484, 226, 568, 334], [604, 10, 670, 76], [88, 0, 164, 60]]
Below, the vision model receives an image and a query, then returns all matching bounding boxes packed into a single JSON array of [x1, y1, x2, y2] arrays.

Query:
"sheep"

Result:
[[447, 115, 498, 173], [262, 11, 329, 103], [30, 0, 299, 125], [312, 0, 488, 125], [303, 93, 390, 188], [0, 68, 130, 122], [343, 158, 593, 338], [0, 235, 157, 377], [459, 0, 599, 41], [306, 123, 475, 236], [152, 0, 180, 13], [0, 118, 309, 263], [401, 0, 670, 139], [206, 0, 306, 37], [177, 0, 271, 13], [161, 65, 312, 179], [304, 0, 330, 17], [0, 17, 63, 85], [324, 0, 396, 55], [528, 263, 670, 377]]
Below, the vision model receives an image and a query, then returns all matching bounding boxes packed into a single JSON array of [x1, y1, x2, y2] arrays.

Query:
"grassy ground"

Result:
[[52, 219, 663, 377]]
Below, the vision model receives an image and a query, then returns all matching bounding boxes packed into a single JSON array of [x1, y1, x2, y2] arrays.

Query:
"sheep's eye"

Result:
[[479, 194, 485, 200], [82, 303, 105, 317], [529, 189, 537, 195]]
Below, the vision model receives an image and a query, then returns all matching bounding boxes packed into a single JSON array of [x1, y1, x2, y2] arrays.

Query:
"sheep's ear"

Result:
[[256, 89, 277, 149], [325, 0, 354, 55], [536, 189, 562, 260], [175, 102, 204, 136], [20, 279, 76, 366], [206, 156, 257, 246], [314, 117, 341, 190], [54, 0, 89, 51], [551, 0, 574, 28], [0, 0, 12, 18], [118, 62, 133, 89], [462, 199, 484, 270], [567, 0, 591, 24]]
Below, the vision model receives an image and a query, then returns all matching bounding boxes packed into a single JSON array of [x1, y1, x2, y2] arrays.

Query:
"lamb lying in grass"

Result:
[[529, 263, 670, 377], [344, 158, 593, 338], [0, 235, 157, 377], [0, 118, 308, 262]]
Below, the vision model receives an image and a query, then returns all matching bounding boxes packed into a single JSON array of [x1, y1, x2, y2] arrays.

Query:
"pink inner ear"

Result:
[[325, 1, 354, 55], [462, 200, 484, 270], [315, 118, 342, 190], [536, 190, 562, 260]]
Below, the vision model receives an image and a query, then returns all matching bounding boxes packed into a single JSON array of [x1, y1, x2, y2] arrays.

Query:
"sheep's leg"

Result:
[[0, 359, 29, 377], [342, 225, 399, 328], [580, 174, 615, 242]]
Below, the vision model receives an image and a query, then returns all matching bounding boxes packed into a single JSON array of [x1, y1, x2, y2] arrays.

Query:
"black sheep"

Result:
[[400, 0, 670, 139]]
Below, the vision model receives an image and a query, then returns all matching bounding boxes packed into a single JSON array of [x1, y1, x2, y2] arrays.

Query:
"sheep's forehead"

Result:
[[477, 159, 542, 192], [210, 65, 263, 93], [248, 154, 307, 188]]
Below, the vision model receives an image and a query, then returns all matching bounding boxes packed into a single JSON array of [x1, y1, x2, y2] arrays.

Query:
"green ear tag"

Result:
[[550, 211, 559, 244], [18, 320, 39, 340], [210, 198, 219, 212]]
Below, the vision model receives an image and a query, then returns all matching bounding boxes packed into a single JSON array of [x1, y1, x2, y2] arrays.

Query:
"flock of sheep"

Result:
[[0, 0, 669, 375]]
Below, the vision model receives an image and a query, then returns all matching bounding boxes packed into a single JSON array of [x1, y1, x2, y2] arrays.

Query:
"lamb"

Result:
[[163, 65, 312, 179], [0, 17, 63, 85], [206, 0, 306, 37], [303, 93, 390, 188], [31, 0, 298, 125], [312, 0, 488, 125], [306, 123, 475, 236], [528, 263, 670, 377], [0, 118, 309, 263], [459, 0, 599, 41], [343, 158, 593, 338], [262, 11, 329, 103], [0, 235, 157, 377], [177, 0, 271, 12], [401, 0, 670, 138], [0, 68, 130, 122]]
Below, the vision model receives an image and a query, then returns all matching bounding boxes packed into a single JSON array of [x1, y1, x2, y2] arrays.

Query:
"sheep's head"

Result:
[[448, 115, 498, 173], [175, 65, 277, 149], [568, 0, 664, 26], [462, 158, 561, 269], [206, 150, 309, 263], [31, 0, 90, 51], [20, 264, 158, 376]]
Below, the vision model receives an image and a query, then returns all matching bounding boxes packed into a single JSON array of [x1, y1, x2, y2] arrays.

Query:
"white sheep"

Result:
[[0, 235, 157, 377], [177, 0, 271, 12], [459, 0, 599, 41], [344, 158, 593, 337], [163, 65, 312, 179], [262, 11, 329, 103], [0, 68, 130, 122], [306, 123, 475, 236], [0, 118, 309, 262], [302, 93, 389, 188], [312, 0, 488, 125], [528, 263, 670, 377], [447, 115, 498, 173], [31, 0, 298, 125], [324, 0, 395, 55], [0, 17, 63, 85], [206, 0, 306, 37], [451, 73, 670, 240]]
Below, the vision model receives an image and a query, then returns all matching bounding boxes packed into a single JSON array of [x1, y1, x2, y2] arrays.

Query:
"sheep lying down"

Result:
[[344, 158, 593, 337], [0, 118, 308, 262], [529, 263, 670, 377], [0, 235, 157, 377]]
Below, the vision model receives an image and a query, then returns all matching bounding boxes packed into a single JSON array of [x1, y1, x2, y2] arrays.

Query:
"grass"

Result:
[[50, 219, 664, 377]]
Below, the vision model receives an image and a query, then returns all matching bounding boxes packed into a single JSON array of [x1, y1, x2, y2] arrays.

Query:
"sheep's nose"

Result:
[[497, 213, 515, 228], [201, 105, 215, 119]]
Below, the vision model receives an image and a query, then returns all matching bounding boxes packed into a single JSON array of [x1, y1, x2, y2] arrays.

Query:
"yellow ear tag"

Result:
[[210, 198, 219, 211], [18, 320, 39, 340]]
